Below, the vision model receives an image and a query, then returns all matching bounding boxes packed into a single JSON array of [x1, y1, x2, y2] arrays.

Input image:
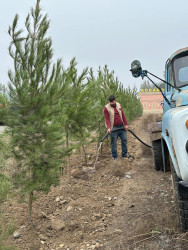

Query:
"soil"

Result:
[[2, 112, 188, 250]]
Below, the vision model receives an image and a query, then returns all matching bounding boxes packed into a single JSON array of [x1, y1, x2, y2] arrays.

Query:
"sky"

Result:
[[1, 0, 188, 89]]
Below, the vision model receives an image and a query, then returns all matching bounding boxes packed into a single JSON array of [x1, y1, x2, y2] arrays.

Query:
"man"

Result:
[[104, 95, 130, 160]]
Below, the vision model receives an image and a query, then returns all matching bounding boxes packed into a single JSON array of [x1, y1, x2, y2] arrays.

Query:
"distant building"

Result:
[[139, 89, 163, 110]]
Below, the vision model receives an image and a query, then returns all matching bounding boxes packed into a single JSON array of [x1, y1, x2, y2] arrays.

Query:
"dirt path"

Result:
[[101, 115, 178, 249], [3, 114, 188, 249]]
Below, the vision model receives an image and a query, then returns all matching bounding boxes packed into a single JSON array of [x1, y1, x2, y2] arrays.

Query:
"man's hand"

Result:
[[124, 125, 128, 131], [107, 128, 111, 133]]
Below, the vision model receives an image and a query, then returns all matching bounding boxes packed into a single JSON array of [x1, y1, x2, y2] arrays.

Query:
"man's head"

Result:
[[109, 95, 116, 107]]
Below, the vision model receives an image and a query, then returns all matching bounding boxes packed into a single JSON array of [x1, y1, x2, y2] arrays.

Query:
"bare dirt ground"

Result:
[[3, 112, 188, 250]]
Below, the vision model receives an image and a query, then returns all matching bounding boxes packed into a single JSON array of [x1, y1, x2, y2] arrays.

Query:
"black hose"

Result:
[[128, 129, 152, 148], [100, 127, 152, 148], [101, 132, 109, 142]]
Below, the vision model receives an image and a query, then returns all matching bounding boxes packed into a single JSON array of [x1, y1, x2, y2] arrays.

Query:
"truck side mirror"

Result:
[[130, 60, 142, 78]]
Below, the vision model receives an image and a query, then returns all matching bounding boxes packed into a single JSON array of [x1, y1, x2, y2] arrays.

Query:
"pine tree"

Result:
[[7, 0, 66, 221], [59, 58, 93, 178], [0, 84, 8, 124], [0, 135, 11, 203]]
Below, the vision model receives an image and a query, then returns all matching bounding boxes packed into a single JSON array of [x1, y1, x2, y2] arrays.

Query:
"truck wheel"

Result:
[[171, 159, 188, 232], [152, 140, 163, 171]]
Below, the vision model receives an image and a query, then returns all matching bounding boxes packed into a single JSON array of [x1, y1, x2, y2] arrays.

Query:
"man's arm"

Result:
[[121, 105, 128, 130], [104, 107, 111, 133]]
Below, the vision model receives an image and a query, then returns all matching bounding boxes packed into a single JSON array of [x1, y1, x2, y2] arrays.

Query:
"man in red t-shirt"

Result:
[[104, 95, 130, 159]]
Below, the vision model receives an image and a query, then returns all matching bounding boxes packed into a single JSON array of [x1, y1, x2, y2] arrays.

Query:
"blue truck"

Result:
[[131, 47, 188, 231]]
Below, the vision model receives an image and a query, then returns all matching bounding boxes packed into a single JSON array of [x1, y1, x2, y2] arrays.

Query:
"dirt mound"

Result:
[[3, 113, 188, 249]]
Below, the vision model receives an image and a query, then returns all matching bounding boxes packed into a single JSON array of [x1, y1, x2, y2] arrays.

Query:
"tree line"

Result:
[[140, 80, 165, 91], [0, 0, 143, 220]]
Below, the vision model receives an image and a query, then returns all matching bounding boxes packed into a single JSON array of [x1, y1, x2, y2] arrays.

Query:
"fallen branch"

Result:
[[129, 232, 152, 239], [174, 238, 188, 242], [131, 235, 158, 246]]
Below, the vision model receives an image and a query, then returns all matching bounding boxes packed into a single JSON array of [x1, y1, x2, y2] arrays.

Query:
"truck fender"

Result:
[[161, 136, 181, 176], [161, 132, 182, 179]]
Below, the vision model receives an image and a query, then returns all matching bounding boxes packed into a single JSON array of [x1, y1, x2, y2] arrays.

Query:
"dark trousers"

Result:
[[110, 125, 127, 159]]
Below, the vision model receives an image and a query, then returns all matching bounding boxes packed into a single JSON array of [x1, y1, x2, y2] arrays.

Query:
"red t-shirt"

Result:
[[104, 104, 128, 129]]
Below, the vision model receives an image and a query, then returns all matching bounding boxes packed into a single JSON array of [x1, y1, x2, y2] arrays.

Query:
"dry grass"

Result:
[[140, 143, 152, 156]]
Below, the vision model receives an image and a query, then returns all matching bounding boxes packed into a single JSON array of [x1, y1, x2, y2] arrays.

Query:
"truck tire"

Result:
[[152, 140, 163, 171], [171, 159, 188, 232]]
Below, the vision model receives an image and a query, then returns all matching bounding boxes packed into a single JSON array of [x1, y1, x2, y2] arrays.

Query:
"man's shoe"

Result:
[[122, 154, 132, 159], [113, 157, 119, 160]]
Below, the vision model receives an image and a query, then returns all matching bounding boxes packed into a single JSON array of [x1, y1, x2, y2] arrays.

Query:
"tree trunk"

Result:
[[82, 143, 88, 166], [29, 191, 33, 222], [36, 0, 40, 9], [66, 130, 71, 183], [100, 143, 103, 154]]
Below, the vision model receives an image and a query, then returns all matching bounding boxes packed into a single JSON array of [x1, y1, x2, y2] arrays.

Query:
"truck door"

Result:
[[163, 63, 175, 113]]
